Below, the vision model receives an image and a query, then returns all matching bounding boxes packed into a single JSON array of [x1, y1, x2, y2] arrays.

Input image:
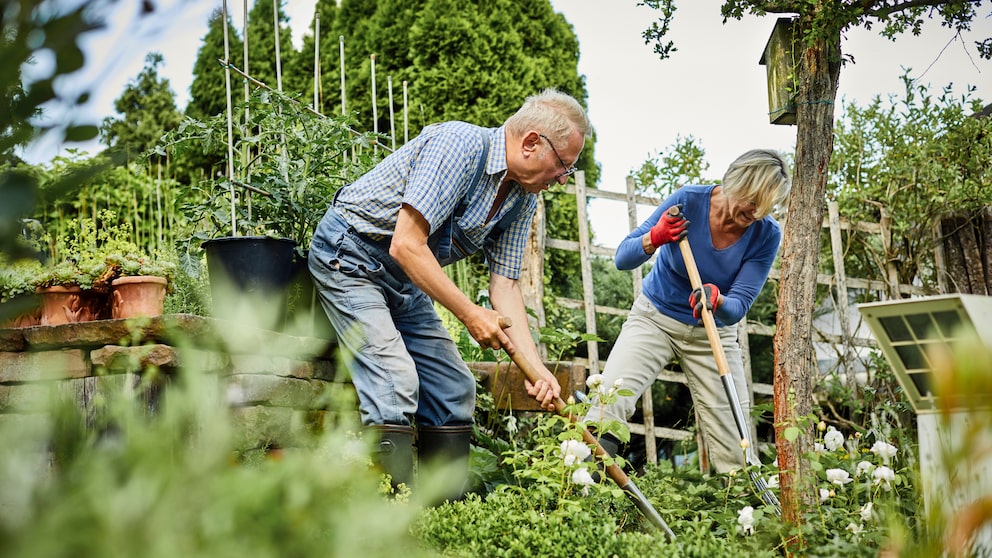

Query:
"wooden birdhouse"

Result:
[[758, 17, 798, 125]]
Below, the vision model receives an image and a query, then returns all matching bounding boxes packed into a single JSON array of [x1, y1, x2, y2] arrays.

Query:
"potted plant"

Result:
[[33, 211, 177, 325], [34, 214, 116, 325], [162, 88, 382, 332], [105, 249, 177, 320], [0, 258, 44, 328]]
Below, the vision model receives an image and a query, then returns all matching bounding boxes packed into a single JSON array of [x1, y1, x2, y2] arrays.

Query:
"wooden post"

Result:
[[272, 0, 283, 92], [828, 201, 856, 388], [574, 171, 598, 374], [626, 175, 655, 464], [520, 196, 547, 360], [402, 80, 409, 144]]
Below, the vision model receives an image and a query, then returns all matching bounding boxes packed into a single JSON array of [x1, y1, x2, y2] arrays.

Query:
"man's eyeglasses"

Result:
[[539, 134, 577, 178]]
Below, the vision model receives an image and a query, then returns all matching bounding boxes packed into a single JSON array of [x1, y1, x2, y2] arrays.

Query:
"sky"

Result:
[[19, 0, 992, 247]]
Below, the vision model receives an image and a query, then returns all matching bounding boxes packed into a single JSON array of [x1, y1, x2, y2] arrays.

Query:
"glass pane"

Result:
[[932, 310, 963, 338], [880, 316, 912, 342], [906, 313, 936, 339], [909, 371, 932, 397], [895, 344, 926, 370]]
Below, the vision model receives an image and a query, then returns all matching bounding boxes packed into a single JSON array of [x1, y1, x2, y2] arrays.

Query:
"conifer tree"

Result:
[[187, 8, 243, 121], [100, 53, 182, 162]]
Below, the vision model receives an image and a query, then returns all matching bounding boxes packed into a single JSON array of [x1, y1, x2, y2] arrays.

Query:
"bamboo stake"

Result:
[[216, 60, 395, 154], [273, 0, 283, 93], [313, 13, 320, 113], [370, 54, 378, 156], [387, 76, 396, 150], [339, 36, 346, 116], [222, 0, 237, 236], [242, 0, 251, 221], [403, 80, 409, 144], [272, 0, 289, 189]]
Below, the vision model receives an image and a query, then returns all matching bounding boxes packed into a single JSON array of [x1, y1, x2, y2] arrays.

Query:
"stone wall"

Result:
[[0, 314, 339, 451]]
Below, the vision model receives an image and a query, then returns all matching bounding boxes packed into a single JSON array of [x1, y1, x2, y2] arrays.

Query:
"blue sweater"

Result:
[[615, 185, 781, 327]]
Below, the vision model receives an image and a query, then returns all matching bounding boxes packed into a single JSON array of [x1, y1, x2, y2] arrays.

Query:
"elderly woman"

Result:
[[588, 148, 792, 474]]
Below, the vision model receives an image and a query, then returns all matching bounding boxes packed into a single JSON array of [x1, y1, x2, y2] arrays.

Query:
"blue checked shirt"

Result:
[[334, 121, 538, 280]]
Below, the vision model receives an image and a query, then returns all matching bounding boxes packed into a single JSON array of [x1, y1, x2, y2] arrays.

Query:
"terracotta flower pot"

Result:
[[111, 275, 168, 319], [37, 286, 108, 326], [0, 308, 41, 329]]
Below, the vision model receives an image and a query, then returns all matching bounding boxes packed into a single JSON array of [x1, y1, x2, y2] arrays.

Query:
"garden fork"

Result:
[[497, 317, 677, 540], [670, 206, 782, 515]]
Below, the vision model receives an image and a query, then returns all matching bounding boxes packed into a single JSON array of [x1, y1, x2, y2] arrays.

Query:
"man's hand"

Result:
[[525, 374, 561, 412], [649, 204, 689, 247], [689, 283, 720, 319]]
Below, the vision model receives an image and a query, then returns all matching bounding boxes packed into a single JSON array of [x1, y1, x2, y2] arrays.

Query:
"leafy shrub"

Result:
[[0, 351, 434, 558]]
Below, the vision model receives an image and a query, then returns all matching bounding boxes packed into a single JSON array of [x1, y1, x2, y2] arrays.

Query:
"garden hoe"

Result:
[[670, 205, 782, 515], [497, 317, 677, 541]]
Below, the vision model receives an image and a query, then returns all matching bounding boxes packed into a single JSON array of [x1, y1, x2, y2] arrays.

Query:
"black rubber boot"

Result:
[[370, 424, 415, 493], [598, 433, 621, 458], [417, 423, 473, 505]]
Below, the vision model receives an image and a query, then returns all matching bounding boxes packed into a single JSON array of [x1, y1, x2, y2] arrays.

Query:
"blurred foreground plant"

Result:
[[0, 346, 434, 558]]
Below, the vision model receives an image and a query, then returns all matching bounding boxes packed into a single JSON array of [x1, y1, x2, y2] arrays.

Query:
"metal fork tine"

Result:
[[749, 470, 782, 514]]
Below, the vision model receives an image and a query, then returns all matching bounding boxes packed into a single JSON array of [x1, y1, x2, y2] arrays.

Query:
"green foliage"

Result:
[[829, 74, 991, 291], [187, 7, 244, 122], [0, 257, 42, 302], [99, 52, 183, 162], [35, 209, 177, 292], [631, 135, 712, 198], [163, 87, 382, 248], [0, 359, 433, 558], [246, 0, 302, 94], [0, 1, 100, 157]]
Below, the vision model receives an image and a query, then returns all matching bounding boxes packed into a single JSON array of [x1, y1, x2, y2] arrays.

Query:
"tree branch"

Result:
[[868, 0, 982, 19]]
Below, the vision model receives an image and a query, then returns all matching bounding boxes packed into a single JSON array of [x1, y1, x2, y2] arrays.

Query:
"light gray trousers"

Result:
[[587, 294, 753, 473]]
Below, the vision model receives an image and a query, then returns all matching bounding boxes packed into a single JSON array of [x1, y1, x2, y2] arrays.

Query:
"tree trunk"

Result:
[[773, 15, 841, 550]]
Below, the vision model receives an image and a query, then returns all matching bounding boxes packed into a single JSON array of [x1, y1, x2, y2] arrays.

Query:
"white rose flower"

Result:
[[846, 522, 864, 535], [560, 439, 591, 466], [873, 465, 895, 490], [737, 506, 755, 535], [572, 468, 595, 486], [826, 468, 853, 486], [586, 374, 603, 391], [871, 440, 898, 465], [824, 426, 845, 452], [855, 460, 874, 478], [860, 502, 874, 522], [820, 488, 831, 502]]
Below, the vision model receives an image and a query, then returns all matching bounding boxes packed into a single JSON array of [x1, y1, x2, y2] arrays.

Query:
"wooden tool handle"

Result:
[[668, 206, 733, 378], [496, 315, 630, 479]]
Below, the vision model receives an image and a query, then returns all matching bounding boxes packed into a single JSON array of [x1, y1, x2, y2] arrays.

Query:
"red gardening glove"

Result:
[[689, 283, 720, 319], [649, 204, 689, 247]]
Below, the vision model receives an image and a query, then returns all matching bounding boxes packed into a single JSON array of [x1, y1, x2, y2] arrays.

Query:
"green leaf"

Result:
[[784, 426, 801, 442]]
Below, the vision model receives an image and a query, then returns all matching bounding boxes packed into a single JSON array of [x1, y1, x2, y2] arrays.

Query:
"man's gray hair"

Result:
[[505, 88, 591, 150]]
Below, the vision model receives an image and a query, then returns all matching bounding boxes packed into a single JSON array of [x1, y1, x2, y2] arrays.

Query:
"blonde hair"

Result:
[[504, 88, 592, 151], [721, 149, 792, 219]]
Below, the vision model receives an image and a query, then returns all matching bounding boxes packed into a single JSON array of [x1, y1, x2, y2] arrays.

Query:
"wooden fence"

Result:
[[527, 170, 929, 465]]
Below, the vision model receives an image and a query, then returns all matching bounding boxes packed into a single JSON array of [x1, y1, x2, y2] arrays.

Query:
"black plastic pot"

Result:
[[202, 236, 297, 331]]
